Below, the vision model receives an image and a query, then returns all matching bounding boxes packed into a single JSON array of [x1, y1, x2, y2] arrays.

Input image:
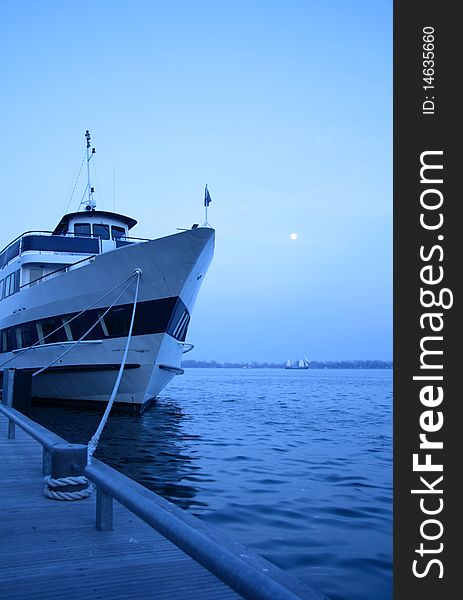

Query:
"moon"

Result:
[[290, 233, 298, 240]]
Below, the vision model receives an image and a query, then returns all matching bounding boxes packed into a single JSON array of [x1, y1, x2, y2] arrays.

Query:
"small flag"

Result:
[[204, 185, 212, 207]]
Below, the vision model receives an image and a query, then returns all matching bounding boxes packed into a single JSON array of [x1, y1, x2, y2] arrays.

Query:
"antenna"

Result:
[[85, 130, 96, 211]]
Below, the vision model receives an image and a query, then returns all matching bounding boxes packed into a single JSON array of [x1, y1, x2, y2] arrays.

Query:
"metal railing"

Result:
[[0, 403, 67, 474], [0, 231, 101, 272], [1, 231, 153, 274], [0, 230, 56, 256], [0, 402, 327, 600], [19, 254, 97, 290]]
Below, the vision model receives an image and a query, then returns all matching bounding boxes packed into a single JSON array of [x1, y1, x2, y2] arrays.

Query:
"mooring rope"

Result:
[[40, 268, 142, 501], [43, 475, 93, 501], [87, 269, 141, 463]]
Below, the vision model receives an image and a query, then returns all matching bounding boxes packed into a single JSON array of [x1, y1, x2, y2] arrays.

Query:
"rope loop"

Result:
[[43, 475, 92, 501]]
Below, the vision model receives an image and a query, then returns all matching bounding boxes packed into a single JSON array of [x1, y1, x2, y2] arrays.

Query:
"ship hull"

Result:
[[0, 227, 214, 410]]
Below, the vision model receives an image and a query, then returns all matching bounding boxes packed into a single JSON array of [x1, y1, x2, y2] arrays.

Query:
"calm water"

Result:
[[31, 368, 392, 600]]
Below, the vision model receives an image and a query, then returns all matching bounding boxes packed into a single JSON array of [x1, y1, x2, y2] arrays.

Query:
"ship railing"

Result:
[[19, 254, 98, 290], [19, 237, 154, 289], [0, 402, 325, 600], [0, 231, 102, 271], [1, 231, 155, 271], [115, 235, 152, 248], [0, 230, 161, 269], [122, 235, 151, 241]]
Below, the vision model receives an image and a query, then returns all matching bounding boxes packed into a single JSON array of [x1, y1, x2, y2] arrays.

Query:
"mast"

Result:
[[85, 130, 96, 210]]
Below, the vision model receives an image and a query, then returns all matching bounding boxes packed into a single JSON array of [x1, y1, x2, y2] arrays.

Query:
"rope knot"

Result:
[[43, 475, 92, 501]]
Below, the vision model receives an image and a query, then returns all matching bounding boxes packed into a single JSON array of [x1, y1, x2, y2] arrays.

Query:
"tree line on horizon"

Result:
[[182, 359, 392, 369]]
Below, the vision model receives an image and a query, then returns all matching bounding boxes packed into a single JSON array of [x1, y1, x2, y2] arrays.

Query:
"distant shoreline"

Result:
[[182, 360, 393, 369]]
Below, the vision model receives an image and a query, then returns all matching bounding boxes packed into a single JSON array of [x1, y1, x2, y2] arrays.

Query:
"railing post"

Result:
[[2, 368, 32, 416], [45, 443, 89, 499], [4, 369, 15, 407], [8, 418, 15, 439], [96, 486, 113, 531], [42, 447, 51, 475]]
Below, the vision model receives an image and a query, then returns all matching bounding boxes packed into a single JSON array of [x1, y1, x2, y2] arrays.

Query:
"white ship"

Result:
[[0, 132, 214, 412]]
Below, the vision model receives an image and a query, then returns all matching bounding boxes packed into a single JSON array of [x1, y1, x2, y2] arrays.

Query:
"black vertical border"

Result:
[[394, 2, 460, 598]]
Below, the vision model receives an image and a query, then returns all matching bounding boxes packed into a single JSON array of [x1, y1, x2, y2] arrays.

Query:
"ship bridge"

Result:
[[0, 211, 144, 302]]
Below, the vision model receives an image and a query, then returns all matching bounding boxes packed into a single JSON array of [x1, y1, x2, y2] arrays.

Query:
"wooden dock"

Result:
[[0, 414, 243, 599], [0, 412, 328, 600]]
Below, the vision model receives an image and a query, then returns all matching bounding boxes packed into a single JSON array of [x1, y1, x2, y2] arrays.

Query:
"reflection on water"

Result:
[[32, 368, 392, 600], [31, 399, 202, 509]]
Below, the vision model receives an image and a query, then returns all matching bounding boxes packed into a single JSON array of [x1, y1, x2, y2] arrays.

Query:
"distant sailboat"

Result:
[[285, 357, 310, 370]]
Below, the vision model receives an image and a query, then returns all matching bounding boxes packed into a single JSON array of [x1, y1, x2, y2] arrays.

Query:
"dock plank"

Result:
[[0, 415, 243, 600]]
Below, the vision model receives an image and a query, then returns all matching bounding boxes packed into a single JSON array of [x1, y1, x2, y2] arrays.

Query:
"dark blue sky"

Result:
[[1, 1, 392, 362]]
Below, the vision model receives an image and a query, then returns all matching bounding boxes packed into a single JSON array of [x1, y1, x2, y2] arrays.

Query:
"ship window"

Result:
[[15, 328, 23, 349], [104, 306, 131, 337], [36, 322, 44, 344], [12, 271, 20, 294], [174, 310, 190, 342], [68, 313, 105, 341], [74, 223, 91, 237], [0, 297, 188, 355], [30, 268, 43, 286], [20, 322, 39, 348], [40, 316, 68, 344], [6, 328, 16, 352], [166, 300, 191, 341], [93, 224, 110, 240], [4, 275, 11, 298], [111, 226, 125, 240], [2, 271, 20, 298]]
